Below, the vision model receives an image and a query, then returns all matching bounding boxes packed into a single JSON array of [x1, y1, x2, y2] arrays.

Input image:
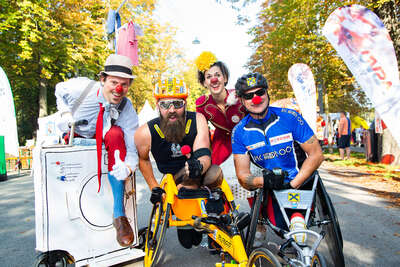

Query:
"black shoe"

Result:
[[177, 228, 203, 249]]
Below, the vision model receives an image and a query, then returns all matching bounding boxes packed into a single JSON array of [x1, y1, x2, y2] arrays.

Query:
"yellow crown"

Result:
[[154, 78, 188, 100], [195, 51, 217, 72]]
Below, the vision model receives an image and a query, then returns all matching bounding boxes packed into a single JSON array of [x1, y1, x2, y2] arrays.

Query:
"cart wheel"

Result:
[[311, 251, 328, 267], [315, 179, 345, 267], [34, 250, 73, 267], [247, 247, 281, 267], [144, 201, 170, 267]]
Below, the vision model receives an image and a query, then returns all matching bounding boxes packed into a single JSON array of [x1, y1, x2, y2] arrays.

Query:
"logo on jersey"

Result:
[[171, 143, 182, 157], [269, 133, 293, 146], [246, 141, 265, 151]]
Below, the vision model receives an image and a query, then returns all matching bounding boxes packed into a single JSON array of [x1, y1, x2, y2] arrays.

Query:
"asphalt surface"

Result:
[[1, 154, 400, 267]]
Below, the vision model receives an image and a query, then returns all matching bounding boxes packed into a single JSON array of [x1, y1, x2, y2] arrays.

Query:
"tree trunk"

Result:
[[374, 0, 400, 69], [38, 79, 47, 118]]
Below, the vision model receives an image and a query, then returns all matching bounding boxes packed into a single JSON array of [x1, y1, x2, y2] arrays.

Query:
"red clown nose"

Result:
[[252, 95, 262, 105], [210, 77, 218, 84], [181, 145, 191, 155], [115, 84, 123, 94]]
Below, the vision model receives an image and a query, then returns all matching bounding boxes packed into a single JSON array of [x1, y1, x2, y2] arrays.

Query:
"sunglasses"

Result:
[[242, 88, 267, 100], [158, 99, 185, 110]]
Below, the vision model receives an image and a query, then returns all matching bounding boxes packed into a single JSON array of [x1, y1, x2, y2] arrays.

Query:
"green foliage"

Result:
[[246, 0, 395, 117], [0, 0, 190, 144]]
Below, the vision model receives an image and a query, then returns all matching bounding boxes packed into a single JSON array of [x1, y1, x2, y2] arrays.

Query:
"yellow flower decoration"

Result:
[[195, 51, 217, 72]]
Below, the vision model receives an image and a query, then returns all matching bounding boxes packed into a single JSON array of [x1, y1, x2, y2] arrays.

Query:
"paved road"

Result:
[[1, 157, 400, 266]]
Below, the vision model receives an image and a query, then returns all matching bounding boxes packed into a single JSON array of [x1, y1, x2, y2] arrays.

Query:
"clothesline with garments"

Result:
[[106, 1, 143, 65]]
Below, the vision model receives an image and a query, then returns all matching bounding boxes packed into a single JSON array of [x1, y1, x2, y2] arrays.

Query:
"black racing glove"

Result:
[[150, 187, 165, 205], [262, 168, 291, 190], [187, 158, 203, 179]]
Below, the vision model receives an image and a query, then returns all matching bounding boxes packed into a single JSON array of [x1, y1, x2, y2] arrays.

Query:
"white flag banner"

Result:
[[0, 66, 19, 157], [322, 4, 400, 146], [288, 63, 317, 133]]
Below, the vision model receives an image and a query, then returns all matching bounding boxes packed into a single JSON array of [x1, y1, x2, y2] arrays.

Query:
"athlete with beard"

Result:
[[195, 51, 246, 165], [134, 77, 224, 249], [231, 73, 324, 242]]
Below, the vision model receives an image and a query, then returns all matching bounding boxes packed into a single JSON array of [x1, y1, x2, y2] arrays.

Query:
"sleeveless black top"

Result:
[[148, 111, 197, 175]]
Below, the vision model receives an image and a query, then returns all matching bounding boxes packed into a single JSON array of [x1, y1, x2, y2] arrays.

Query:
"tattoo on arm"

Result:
[[244, 174, 257, 190], [306, 136, 317, 144]]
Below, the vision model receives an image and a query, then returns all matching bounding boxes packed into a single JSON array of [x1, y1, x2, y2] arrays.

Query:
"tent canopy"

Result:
[[138, 100, 158, 126]]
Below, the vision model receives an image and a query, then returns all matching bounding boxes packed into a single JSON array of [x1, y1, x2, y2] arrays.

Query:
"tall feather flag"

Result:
[[0, 66, 19, 156], [288, 63, 317, 133], [322, 4, 400, 146]]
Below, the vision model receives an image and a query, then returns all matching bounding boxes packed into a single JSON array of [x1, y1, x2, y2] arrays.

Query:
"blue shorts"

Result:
[[338, 135, 350, 148]]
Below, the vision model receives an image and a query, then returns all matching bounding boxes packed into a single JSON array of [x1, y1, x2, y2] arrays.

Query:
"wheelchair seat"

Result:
[[177, 187, 211, 199]]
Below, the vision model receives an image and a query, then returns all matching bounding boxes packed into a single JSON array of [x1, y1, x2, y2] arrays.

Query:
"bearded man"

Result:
[[134, 77, 224, 249]]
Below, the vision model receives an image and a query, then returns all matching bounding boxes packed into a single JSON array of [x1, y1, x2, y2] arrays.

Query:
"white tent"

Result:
[[138, 100, 158, 126]]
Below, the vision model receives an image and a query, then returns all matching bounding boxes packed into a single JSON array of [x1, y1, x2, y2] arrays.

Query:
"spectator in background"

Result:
[[338, 111, 351, 160]]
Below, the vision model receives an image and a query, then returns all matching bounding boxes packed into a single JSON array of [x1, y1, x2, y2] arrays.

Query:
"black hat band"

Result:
[[104, 65, 132, 75]]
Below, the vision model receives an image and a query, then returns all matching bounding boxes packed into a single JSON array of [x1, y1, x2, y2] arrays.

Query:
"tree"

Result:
[[0, 0, 189, 144], [246, 0, 381, 117]]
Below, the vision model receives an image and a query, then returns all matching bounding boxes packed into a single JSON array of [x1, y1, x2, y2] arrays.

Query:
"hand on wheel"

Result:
[[150, 187, 165, 204]]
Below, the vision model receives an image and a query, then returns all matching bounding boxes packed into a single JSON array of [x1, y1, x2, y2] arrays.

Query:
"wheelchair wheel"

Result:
[[245, 189, 263, 253], [315, 179, 345, 267], [144, 201, 170, 267], [137, 227, 148, 250], [311, 251, 327, 267], [247, 247, 281, 267]]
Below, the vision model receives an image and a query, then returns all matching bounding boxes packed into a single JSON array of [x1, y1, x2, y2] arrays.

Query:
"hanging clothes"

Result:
[[117, 22, 141, 66]]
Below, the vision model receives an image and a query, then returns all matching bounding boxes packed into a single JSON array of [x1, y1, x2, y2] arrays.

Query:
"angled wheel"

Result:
[[144, 201, 170, 267], [315, 179, 345, 267], [247, 247, 281, 267], [245, 189, 263, 254], [311, 251, 328, 267], [137, 227, 148, 251]]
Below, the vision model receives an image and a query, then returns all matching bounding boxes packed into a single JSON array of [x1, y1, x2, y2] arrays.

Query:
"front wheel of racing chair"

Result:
[[313, 178, 345, 267], [248, 247, 282, 267], [144, 200, 171, 267]]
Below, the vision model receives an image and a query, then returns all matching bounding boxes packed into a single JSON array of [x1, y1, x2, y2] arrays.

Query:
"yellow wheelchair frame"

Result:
[[144, 173, 281, 267]]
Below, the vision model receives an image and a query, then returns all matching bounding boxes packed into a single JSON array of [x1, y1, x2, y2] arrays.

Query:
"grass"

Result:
[[323, 147, 400, 179]]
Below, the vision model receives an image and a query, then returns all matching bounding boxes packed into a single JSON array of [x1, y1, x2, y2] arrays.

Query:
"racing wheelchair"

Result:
[[244, 170, 345, 267], [143, 171, 282, 267]]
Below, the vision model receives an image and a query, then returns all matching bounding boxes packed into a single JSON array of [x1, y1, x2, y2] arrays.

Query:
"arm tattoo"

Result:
[[244, 174, 257, 190], [306, 136, 317, 144]]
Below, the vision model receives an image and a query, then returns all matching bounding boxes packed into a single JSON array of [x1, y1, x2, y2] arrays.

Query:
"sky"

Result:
[[153, 0, 261, 88]]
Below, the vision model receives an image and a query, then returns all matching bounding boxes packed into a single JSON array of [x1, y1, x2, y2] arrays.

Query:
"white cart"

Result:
[[33, 144, 144, 266]]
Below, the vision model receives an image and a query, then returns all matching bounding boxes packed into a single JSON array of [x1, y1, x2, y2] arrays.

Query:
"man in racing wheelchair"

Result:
[[231, 72, 325, 243], [135, 77, 225, 250]]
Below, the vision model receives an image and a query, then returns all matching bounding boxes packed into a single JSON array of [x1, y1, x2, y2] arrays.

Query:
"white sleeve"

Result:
[[55, 77, 93, 114]]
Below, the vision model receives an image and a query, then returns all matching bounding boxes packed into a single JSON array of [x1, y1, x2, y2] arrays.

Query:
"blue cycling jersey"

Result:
[[232, 107, 314, 182]]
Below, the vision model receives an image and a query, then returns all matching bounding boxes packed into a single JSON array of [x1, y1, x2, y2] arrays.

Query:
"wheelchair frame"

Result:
[[244, 172, 345, 267], [144, 173, 282, 267]]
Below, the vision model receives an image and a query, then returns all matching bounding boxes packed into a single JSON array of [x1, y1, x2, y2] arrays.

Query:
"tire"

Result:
[[137, 226, 148, 251], [245, 189, 263, 254], [247, 247, 282, 267], [315, 179, 345, 267], [34, 251, 72, 267], [311, 251, 328, 267], [144, 201, 170, 267]]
